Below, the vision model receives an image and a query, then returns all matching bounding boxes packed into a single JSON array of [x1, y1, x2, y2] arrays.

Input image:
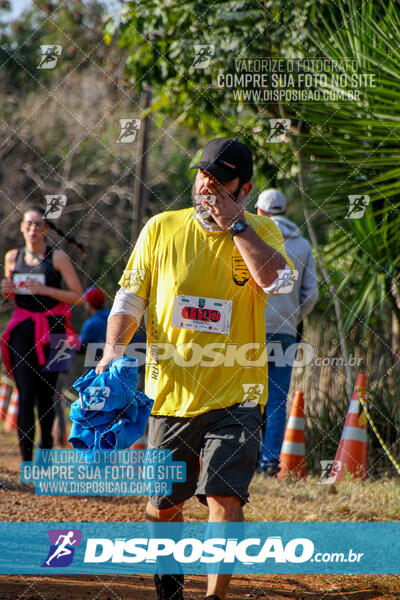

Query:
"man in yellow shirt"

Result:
[[97, 138, 292, 600]]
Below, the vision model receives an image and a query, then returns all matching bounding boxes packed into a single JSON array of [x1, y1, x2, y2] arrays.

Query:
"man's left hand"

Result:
[[201, 182, 245, 230]]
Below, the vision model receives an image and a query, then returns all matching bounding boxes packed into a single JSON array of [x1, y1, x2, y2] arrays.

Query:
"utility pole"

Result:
[[131, 88, 152, 243]]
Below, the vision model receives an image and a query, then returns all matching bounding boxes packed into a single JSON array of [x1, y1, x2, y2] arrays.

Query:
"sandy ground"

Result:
[[0, 432, 399, 599], [1, 573, 400, 600]]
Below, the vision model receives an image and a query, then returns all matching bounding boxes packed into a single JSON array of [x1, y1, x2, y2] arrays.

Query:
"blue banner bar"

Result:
[[0, 522, 399, 574]]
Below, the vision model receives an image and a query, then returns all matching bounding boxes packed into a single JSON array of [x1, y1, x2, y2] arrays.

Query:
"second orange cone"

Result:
[[334, 373, 367, 481], [278, 390, 306, 479]]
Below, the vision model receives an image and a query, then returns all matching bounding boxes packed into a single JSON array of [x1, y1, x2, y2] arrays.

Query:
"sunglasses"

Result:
[[23, 220, 46, 231]]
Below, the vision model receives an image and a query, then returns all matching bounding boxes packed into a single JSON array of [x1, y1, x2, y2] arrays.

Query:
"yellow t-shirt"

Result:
[[119, 208, 292, 417]]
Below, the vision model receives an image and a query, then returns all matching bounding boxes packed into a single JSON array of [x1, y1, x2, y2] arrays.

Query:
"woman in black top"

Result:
[[1, 206, 84, 461]]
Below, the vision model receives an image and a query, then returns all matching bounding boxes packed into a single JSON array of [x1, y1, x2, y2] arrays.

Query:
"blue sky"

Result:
[[7, 0, 119, 19], [8, 0, 28, 19]]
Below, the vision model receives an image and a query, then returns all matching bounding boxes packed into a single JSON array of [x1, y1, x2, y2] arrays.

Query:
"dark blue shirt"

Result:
[[80, 309, 110, 346]]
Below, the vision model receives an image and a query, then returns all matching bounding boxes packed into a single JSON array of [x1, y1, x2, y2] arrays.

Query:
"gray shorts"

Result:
[[148, 403, 263, 509]]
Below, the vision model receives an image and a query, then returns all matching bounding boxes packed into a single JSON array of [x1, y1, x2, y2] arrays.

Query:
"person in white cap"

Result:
[[256, 188, 318, 476]]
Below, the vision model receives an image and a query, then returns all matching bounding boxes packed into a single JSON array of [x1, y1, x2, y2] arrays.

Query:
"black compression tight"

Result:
[[8, 321, 59, 462]]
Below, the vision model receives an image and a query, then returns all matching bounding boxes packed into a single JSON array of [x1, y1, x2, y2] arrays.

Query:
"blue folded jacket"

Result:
[[68, 357, 153, 454], [99, 391, 153, 450], [73, 356, 139, 411]]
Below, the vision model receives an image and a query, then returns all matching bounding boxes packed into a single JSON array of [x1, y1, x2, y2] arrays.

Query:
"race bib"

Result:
[[171, 294, 232, 334], [13, 273, 45, 294]]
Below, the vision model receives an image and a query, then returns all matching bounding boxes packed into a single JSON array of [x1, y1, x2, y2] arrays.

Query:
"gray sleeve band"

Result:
[[108, 287, 148, 322]]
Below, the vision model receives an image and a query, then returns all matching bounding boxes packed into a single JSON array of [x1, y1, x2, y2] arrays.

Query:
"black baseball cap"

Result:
[[190, 137, 253, 182]]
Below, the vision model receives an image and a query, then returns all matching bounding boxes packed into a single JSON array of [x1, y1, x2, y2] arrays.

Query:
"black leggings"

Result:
[[9, 320, 59, 461]]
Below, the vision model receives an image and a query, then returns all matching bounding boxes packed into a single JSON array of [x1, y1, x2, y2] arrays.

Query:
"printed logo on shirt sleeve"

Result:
[[121, 269, 145, 293]]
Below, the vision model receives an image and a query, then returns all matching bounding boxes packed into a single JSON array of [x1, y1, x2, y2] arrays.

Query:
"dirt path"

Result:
[[0, 574, 399, 600], [1, 434, 399, 598]]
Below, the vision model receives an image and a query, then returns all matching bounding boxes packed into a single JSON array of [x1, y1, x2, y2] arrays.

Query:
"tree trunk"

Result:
[[131, 89, 152, 244]]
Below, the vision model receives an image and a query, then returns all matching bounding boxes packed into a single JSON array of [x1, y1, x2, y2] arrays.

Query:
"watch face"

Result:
[[233, 220, 246, 233]]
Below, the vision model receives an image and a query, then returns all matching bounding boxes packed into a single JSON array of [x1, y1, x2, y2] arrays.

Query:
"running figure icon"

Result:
[[45, 531, 77, 566], [43, 335, 77, 372]]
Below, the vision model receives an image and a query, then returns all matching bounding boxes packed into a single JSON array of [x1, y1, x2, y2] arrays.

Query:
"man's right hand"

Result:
[[95, 356, 112, 375], [95, 343, 125, 374]]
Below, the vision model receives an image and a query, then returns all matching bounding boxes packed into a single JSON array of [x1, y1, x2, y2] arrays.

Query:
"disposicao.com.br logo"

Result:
[[82, 536, 363, 566], [35, 526, 369, 574]]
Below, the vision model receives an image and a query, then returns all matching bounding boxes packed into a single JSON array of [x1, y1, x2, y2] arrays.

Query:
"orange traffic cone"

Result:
[[278, 391, 306, 479], [4, 386, 19, 432], [334, 373, 367, 481], [0, 376, 12, 421]]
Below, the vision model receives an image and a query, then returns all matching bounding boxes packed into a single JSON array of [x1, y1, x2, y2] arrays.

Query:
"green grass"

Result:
[[245, 474, 400, 522]]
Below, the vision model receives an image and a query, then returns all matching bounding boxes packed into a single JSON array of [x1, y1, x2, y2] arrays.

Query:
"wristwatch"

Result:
[[230, 219, 249, 238]]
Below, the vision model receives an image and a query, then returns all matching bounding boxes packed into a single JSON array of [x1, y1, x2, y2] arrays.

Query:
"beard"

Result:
[[192, 184, 215, 225], [191, 182, 241, 229]]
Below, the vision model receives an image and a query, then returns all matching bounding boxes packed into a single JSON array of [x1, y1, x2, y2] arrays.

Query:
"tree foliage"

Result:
[[294, 0, 400, 333], [106, 0, 333, 189]]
